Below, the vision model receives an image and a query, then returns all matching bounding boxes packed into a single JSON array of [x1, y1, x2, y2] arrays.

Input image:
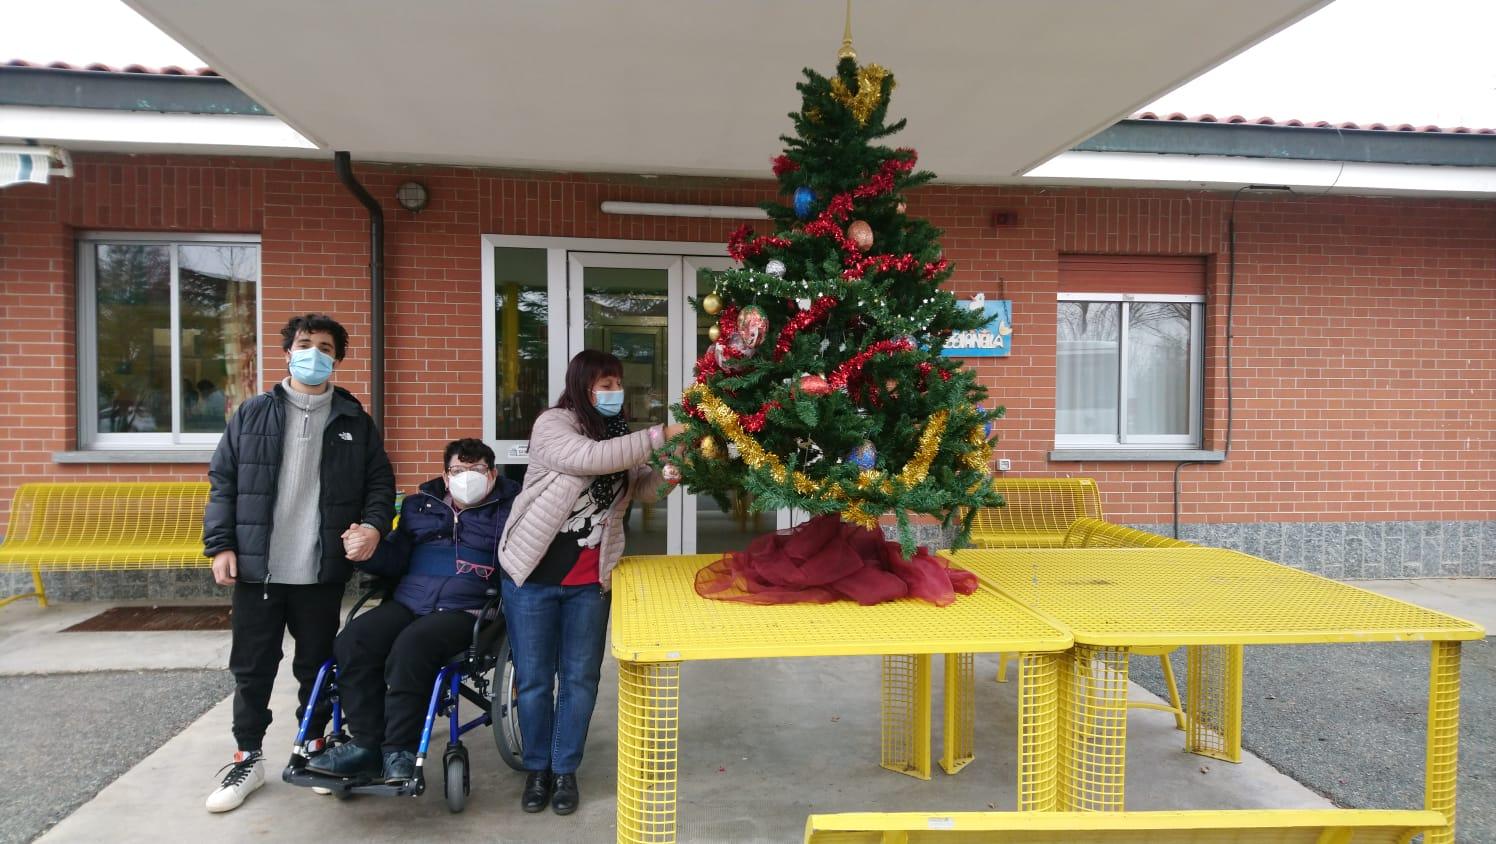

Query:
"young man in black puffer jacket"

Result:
[[306, 438, 519, 783], [202, 314, 395, 813]]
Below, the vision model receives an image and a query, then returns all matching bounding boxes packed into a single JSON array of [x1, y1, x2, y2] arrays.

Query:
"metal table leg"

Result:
[[1016, 652, 1060, 811], [617, 660, 681, 844], [1058, 644, 1129, 811], [1424, 640, 1462, 844], [880, 654, 932, 779]]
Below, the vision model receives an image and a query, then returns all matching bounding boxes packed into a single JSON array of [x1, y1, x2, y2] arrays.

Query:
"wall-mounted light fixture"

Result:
[[395, 181, 429, 213]]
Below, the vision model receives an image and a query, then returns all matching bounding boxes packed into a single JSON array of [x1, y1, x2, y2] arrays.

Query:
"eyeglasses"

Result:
[[445, 464, 492, 477], [456, 560, 495, 578]]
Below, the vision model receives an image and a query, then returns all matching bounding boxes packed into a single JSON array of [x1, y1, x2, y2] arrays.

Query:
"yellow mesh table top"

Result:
[[610, 555, 1072, 663], [944, 548, 1485, 647]]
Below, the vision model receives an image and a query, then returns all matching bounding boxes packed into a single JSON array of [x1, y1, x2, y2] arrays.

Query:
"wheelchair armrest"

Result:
[[468, 586, 504, 665]]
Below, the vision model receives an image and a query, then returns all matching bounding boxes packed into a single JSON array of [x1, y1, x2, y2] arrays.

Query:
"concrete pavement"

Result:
[[9, 577, 1490, 843]]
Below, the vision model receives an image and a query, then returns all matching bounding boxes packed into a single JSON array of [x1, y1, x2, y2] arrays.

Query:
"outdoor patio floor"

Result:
[[1, 577, 1489, 844]]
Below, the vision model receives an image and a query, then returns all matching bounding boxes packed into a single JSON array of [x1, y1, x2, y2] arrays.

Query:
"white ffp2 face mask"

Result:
[[449, 471, 491, 506]]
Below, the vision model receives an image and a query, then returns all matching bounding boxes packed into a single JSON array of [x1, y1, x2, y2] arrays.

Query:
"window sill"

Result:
[[53, 450, 215, 464], [1048, 449, 1225, 463]]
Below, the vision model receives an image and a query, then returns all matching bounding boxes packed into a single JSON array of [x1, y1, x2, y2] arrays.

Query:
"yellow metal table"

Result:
[[610, 554, 1073, 844], [946, 547, 1485, 844]]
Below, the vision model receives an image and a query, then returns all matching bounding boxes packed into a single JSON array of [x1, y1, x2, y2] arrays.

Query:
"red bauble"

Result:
[[799, 374, 832, 396]]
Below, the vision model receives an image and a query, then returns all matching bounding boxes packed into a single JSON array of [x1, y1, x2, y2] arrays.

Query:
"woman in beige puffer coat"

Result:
[[497, 349, 685, 816]]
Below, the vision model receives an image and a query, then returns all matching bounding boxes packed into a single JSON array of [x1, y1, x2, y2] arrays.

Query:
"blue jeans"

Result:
[[500, 575, 610, 775]]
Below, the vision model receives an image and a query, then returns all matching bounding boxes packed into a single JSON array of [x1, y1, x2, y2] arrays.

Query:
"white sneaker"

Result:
[[206, 750, 265, 813]]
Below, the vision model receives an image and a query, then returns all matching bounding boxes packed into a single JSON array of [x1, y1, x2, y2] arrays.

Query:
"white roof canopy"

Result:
[[123, 0, 1325, 183]]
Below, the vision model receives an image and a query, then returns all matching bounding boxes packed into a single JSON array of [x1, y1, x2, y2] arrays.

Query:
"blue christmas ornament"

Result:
[[977, 405, 995, 438], [793, 186, 815, 219], [848, 440, 877, 470]]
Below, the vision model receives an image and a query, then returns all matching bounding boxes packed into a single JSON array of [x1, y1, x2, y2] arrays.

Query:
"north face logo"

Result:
[[338, 432, 353, 441]]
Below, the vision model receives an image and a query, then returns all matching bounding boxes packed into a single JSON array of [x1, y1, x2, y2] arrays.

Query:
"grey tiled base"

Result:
[[1135, 520, 1496, 579], [0, 568, 223, 604]]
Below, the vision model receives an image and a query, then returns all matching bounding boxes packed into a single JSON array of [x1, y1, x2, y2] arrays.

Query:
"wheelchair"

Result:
[[281, 577, 526, 812]]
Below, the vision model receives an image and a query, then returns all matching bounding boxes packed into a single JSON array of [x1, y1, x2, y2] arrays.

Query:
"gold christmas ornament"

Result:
[[838, 0, 857, 60], [700, 435, 722, 460], [848, 220, 874, 251], [707, 324, 721, 342], [702, 292, 723, 315]]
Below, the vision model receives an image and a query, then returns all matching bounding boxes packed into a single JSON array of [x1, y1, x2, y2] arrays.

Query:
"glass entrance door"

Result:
[[568, 252, 684, 555], [486, 239, 792, 556]]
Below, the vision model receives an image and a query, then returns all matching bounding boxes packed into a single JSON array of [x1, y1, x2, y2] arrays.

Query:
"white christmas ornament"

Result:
[[766, 260, 787, 278], [796, 297, 812, 311]]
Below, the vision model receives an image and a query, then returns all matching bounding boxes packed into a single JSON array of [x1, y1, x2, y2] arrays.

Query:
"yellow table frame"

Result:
[[610, 555, 1073, 844], [947, 548, 1484, 844]]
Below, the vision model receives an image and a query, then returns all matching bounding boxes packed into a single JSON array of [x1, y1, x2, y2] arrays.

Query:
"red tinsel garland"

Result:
[[771, 155, 799, 177], [803, 218, 858, 254], [829, 338, 916, 393], [727, 224, 792, 263], [772, 296, 840, 361], [741, 401, 782, 433]]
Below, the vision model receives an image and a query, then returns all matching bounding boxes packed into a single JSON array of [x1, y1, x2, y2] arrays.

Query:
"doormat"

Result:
[[63, 605, 232, 632]]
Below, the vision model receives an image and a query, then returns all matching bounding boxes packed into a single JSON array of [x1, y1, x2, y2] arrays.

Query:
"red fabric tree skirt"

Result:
[[694, 514, 979, 606]]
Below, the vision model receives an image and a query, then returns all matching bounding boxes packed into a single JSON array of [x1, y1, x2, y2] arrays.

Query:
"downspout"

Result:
[[333, 151, 385, 430], [1172, 183, 1291, 539]]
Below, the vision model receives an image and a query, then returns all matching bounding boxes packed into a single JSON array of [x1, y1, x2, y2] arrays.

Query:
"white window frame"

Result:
[[76, 231, 263, 450], [1055, 291, 1204, 450]]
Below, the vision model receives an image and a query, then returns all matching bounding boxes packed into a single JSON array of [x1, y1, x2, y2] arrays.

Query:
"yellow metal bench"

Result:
[[0, 482, 211, 608], [804, 809, 1447, 843], [969, 478, 1103, 549]]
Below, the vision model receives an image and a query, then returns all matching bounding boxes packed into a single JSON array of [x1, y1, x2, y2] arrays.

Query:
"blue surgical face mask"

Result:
[[594, 389, 625, 417], [289, 348, 335, 386]]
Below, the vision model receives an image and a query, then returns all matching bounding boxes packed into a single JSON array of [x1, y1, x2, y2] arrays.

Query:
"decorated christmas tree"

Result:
[[666, 30, 1004, 563]]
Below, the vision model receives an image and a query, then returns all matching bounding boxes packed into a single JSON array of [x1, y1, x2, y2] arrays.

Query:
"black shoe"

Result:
[[382, 750, 416, 783], [522, 770, 552, 813], [551, 773, 579, 815], [304, 742, 380, 778]]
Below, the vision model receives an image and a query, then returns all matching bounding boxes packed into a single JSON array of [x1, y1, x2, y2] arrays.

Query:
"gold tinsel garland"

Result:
[[963, 423, 992, 472], [830, 64, 893, 126], [683, 385, 955, 528]]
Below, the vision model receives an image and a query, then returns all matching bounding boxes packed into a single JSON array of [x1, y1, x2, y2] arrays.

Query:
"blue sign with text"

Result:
[[942, 299, 1012, 357]]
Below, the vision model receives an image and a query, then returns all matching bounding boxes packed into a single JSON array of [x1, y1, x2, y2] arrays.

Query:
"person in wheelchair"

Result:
[[305, 438, 519, 783]]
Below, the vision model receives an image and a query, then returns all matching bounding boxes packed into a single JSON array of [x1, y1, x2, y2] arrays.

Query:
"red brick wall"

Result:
[[1, 153, 1492, 531]]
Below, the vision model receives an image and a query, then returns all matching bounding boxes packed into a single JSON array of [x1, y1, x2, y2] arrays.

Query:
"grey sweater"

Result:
[[266, 378, 334, 585]]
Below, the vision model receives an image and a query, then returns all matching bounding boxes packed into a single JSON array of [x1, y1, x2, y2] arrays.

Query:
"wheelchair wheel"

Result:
[[443, 751, 468, 814], [491, 630, 525, 771]]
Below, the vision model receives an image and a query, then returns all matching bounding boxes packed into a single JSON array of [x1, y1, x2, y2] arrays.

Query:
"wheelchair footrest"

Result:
[[282, 766, 423, 797]]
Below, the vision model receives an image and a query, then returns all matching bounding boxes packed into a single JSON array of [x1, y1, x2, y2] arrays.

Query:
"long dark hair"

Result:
[[556, 349, 624, 440]]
